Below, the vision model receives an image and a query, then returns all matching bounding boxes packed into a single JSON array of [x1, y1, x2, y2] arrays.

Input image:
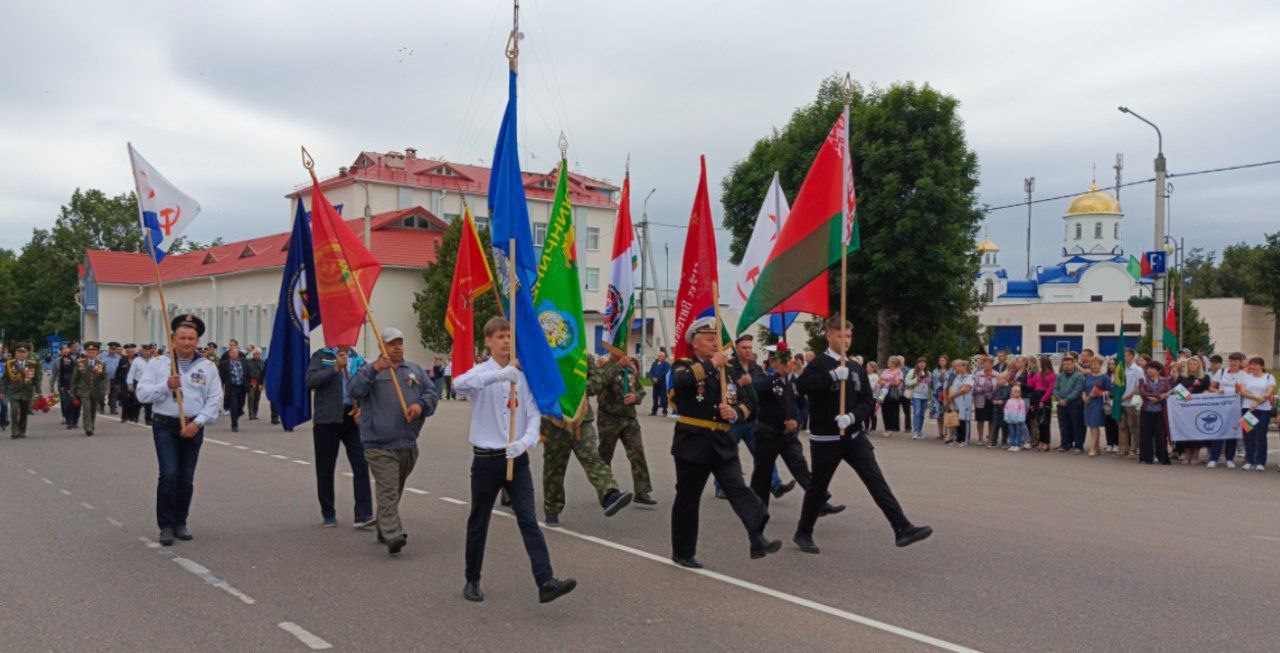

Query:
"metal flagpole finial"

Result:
[[301, 146, 315, 171], [506, 0, 521, 70], [625, 153, 631, 175], [843, 72, 853, 103], [558, 132, 568, 158]]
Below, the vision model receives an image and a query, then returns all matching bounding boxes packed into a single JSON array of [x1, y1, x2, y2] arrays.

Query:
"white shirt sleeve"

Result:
[[193, 360, 223, 426], [517, 372, 542, 451], [135, 357, 169, 405], [452, 366, 499, 398]]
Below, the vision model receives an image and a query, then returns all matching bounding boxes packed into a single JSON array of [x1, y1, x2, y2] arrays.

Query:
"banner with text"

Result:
[[1167, 393, 1242, 442]]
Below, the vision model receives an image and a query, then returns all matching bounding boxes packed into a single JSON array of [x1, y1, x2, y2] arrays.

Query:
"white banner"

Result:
[[1167, 393, 1242, 442]]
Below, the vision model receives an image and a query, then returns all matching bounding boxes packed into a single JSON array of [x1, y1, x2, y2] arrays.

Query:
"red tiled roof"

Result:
[[287, 151, 620, 209], [84, 206, 447, 286]]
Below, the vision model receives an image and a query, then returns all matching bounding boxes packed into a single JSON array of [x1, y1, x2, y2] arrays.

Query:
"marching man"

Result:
[[70, 341, 109, 437], [2, 344, 42, 438], [453, 316, 576, 604]]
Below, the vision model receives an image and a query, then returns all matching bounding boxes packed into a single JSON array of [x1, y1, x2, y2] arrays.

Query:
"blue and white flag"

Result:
[[488, 68, 566, 418], [265, 200, 321, 430], [129, 144, 201, 262]]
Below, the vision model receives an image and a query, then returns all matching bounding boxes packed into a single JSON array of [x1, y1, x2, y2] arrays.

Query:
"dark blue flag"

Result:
[[489, 68, 565, 417], [265, 200, 321, 430], [768, 312, 798, 337]]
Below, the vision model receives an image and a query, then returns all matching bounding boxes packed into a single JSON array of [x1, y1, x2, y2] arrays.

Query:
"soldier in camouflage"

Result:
[[2, 344, 43, 438], [541, 358, 634, 526], [595, 352, 655, 504], [70, 341, 110, 437]]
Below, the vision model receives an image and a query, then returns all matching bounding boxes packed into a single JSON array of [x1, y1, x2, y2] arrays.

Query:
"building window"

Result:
[[984, 279, 995, 303], [1123, 323, 1142, 332], [1094, 222, 1102, 239], [1113, 223, 1120, 239], [474, 215, 491, 230], [584, 267, 600, 291], [586, 227, 600, 252], [444, 213, 460, 223], [1075, 223, 1082, 240], [1039, 324, 1057, 333], [1063, 324, 1085, 333], [1096, 324, 1116, 333], [1090, 295, 1103, 302], [533, 221, 548, 246]]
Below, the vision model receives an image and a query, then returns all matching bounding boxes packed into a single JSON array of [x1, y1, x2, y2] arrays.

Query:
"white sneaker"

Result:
[[1206, 460, 1217, 468], [1009, 446, 1019, 452], [1023, 443, 1032, 450], [1226, 461, 1236, 469], [1256, 465, 1266, 472], [959, 442, 968, 447], [1243, 464, 1254, 470]]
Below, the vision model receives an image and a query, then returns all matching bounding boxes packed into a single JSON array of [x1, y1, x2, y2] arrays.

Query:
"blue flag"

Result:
[[488, 69, 566, 418], [265, 200, 321, 430], [768, 312, 798, 337]]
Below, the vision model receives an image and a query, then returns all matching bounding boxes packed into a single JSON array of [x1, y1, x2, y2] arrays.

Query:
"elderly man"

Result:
[[349, 328, 439, 556], [2, 344, 42, 438], [71, 341, 109, 437], [305, 345, 374, 529], [217, 345, 249, 432], [244, 348, 266, 420]]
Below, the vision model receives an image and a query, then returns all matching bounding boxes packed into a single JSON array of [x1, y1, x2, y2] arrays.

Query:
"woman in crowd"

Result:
[[907, 357, 931, 440], [1081, 357, 1112, 457], [972, 356, 998, 446], [947, 359, 974, 446], [1029, 356, 1056, 452], [1137, 360, 1172, 465], [1238, 356, 1276, 471], [1171, 356, 1212, 465], [878, 356, 904, 436], [894, 356, 913, 433], [930, 355, 953, 440], [1207, 352, 1248, 468], [1102, 358, 1121, 454], [866, 360, 880, 435]]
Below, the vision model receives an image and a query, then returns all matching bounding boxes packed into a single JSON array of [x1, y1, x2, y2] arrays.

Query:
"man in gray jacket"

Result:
[[349, 327, 439, 556], [305, 345, 374, 529]]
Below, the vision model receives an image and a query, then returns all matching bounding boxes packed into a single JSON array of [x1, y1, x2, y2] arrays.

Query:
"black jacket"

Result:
[[304, 350, 351, 425], [753, 366, 807, 432], [218, 357, 248, 389], [797, 352, 874, 437], [670, 357, 749, 465]]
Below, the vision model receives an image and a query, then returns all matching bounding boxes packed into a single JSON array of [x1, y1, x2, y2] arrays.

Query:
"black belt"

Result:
[[152, 414, 198, 428], [473, 446, 506, 457]]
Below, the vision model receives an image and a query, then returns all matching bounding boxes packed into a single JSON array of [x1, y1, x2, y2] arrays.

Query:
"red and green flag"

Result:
[[1140, 253, 1153, 278], [1163, 288, 1178, 362], [737, 106, 859, 332]]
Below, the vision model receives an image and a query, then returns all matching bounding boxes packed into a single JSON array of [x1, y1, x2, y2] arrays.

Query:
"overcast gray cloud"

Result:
[[2, 0, 1278, 282]]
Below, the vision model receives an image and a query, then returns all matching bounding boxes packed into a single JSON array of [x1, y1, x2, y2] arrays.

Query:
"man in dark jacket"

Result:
[[793, 317, 932, 554], [243, 349, 266, 420], [305, 345, 374, 529], [217, 345, 248, 431]]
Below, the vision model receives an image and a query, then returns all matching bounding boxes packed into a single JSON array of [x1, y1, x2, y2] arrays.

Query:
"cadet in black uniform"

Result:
[[793, 317, 933, 554], [669, 317, 781, 569], [56, 343, 82, 429], [750, 342, 845, 515]]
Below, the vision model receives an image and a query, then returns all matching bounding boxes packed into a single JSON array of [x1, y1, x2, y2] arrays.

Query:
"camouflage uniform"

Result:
[[3, 354, 43, 437], [541, 362, 620, 515], [596, 357, 652, 495], [70, 352, 109, 436]]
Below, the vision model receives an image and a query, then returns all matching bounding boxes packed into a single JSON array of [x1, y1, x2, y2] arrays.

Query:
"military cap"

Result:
[[124, 343, 137, 349], [107, 341, 121, 348], [170, 313, 207, 337], [84, 341, 101, 351], [734, 333, 754, 344], [684, 316, 718, 345]]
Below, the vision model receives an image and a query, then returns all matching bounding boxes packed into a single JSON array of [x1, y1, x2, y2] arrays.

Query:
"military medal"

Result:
[[696, 381, 705, 403]]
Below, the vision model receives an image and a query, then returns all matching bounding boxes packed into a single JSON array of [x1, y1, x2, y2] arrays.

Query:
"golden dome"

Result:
[[977, 235, 999, 252], [1065, 182, 1121, 216]]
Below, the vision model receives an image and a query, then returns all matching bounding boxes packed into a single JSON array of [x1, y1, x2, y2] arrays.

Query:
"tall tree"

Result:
[[722, 76, 984, 363], [413, 218, 502, 357]]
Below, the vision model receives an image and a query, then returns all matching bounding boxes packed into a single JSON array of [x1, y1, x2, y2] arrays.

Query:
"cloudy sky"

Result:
[[3, 0, 1278, 282]]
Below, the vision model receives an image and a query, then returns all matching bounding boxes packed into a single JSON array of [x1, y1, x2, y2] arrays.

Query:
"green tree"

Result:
[[722, 76, 984, 364], [413, 218, 502, 356], [1137, 272, 1213, 355]]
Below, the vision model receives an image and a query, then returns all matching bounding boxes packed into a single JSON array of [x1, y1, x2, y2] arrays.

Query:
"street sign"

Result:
[[46, 334, 63, 356], [1145, 251, 1167, 276]]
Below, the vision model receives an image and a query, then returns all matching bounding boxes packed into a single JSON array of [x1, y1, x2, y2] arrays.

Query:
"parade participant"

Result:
[[204, 342, 219, 364], [669, 316, 781, 569], [749, 342, 844, 515], [56, 342, 81, 429], [649, 351, 671, 416], [129, 344, 155, 426], [453, 317, 576, 604], [541, 355, 634, 526], [217, 345, 248, 432], [114, 344, 137, 423], [304, 345, 374, 529], [348, 328, 438, 555], [244, 348, 265, 420], [2, 344, 42, 438], [596, 351, 656, 504], [793, 317, 932, 554], [136, 315, 223, 546], [103, 342, 122, 415], [70, 342, 109, 437], [719, 333, 787, 499]]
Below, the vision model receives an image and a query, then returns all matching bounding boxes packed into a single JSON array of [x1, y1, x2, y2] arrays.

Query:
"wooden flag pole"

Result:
[[712, 282, 731, 409], [301, 147, 410, 420], [838, 75, 853, 423], [143, 228, 186, 430], [506, 235, 519, 481]]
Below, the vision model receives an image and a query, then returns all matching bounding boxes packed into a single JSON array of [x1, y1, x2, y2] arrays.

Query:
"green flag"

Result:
[[1127, 255, 1142, 280], [1111, 314, 1126, 422], [533, 159, 589, 417]]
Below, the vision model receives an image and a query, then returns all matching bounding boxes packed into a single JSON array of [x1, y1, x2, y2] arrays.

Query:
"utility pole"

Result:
[[1119, 106, 1166, 361], [1023, 177, 1035, 280], [1113, 153, 1124, 205], [638, 188, 657, 373]]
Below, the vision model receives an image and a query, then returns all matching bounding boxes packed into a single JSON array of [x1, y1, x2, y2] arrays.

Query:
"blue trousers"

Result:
[[1058, 402, 1085, 449], [716, 421, 780, 491], [465, 453, 552, 586], [152, 417, 204, 530], [1243, 409, 1272, 467], [911, 397, 929, 434]]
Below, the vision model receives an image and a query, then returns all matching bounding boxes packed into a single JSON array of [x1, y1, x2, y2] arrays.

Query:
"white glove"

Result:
[[831, 366, 850, 381], [505, 439, 530, 459], [835, 413, 854, 430], [493, 365, 521, 385]]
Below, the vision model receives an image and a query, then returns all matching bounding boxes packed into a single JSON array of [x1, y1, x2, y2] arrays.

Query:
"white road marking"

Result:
[[139, 536, 161, 549], [341, 472, 353, 477], [106, 518, 123, 527], [26, 469, 36, 474], [272, 454, 288, 460], [406, 488, 428, 495], [41, 477, 53, 484], [292, 459, 311, 465], [157, 550, 256, 605], [278, 622, 333, 650], [59, 489, 72, 496], [206, 438, 230, 445], [253, 450, 268, 454], [438, 497, 467, 505], [78, 502, 95, 510], [234, 445, 249, 450], [1255, 536, 1280, 543]]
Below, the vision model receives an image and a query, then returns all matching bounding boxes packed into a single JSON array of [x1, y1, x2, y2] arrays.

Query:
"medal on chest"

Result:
[[695, 380, 705, 403]]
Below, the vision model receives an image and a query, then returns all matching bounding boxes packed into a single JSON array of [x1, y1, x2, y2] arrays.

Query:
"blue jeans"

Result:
[[152, 417, 205, 530], [1208, 436, 1237, 463], [1008, 422, 1028, 448], [911, 397, 929, 434], [1243, 409, 1272, 466], [717, 421, 780, 491], [1058, 402, 1085, 449]]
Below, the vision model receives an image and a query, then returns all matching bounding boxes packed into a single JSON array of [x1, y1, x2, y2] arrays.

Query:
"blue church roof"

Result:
[[1001, 280, 1040, 298]]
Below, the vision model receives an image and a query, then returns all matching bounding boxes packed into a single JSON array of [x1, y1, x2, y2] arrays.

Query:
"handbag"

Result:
[[943, 410, 960, 428]]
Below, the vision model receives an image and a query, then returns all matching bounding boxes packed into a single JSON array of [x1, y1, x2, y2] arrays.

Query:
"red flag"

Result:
[[310, 183, 381, 348], [672, 156, 722, 361], [445, 208, 494, 377], [1140, 253, 1153, 278]]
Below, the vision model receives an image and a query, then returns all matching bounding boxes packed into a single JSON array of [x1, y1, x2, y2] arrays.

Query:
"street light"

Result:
[[1118, 106, 1168, 361]]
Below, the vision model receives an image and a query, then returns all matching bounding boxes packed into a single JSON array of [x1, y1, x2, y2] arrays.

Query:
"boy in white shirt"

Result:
[[452, 316, 576, 604]]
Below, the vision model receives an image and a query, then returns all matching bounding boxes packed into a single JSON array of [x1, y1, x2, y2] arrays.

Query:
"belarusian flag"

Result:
[[445, 207, 494, 378], [602, 167, 637, 356], [737, 106, 859, 330], [532, 159, 589, 417], [310, 181, 381, 348], [1140, 253, 1153, 278], [1127, 255, 1142, 280], [1163, 288, 1178, 362]]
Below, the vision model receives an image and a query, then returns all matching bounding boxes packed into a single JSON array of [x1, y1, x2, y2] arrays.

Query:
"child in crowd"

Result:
[[1004, 385, 1028, 452], [988, 373, 1011, 448]]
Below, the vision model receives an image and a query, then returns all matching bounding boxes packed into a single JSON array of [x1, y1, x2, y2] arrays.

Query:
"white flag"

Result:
[[129, 143, 201, 262], [728, 172, 790, 325]]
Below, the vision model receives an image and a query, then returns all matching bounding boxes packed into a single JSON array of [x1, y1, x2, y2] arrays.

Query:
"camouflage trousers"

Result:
[[78, 395, 103, 435], [542, 418, 618, 515], [597, 418, 652, 495]]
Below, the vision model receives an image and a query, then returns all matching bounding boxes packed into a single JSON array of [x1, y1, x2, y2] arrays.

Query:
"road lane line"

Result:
[[292, 459, 311, 465], [106, 518, 123, 527], [234, 445, 249, 450], [59, 489, 72, 495], [1255, 536, 1280, 543], [159, 550, 257, 605], [41, 477, 53, 485], [272, 454, 289, 460], [341, 472, 354, 477], [439, 497, 467, 505], [406, 488, 429, 495], [78, 502, 95, 510], [253, 450, 268, 454], [26, 469, 36, 474], [139, 536, 161, 549], [278, 622, 333, 650], [206, 438, 230, 445]]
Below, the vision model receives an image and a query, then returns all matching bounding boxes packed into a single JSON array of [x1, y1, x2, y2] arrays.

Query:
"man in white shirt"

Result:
[[136, 316, 223, 547], [452, 316, 576, 605], [1117, 348, 1144, 458]]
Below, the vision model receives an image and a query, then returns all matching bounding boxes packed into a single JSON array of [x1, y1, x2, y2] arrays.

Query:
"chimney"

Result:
[[405, 147, 417, 159], [339, 166, 348, 176]]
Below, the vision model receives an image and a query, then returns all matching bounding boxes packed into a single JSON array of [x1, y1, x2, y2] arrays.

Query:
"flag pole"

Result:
[[838, 75, 852, 420], [712, 282, 730, 411], [301, 147, 410, 420], [503, 0, 522, 482]]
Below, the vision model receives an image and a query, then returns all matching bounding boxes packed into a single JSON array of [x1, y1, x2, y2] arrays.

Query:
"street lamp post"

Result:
[[1023, 177, 1035, 280], [1118, 106, 1166, 361]]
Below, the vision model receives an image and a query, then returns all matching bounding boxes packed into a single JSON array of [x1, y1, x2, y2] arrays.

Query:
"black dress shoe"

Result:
[[387, 534, 407, 555], [463, 581, 484, 602], [714, 487, 727, 500], [819, 503, 846, 516], [538, 577, 577, 603], [602, 489, 633, 517], [793, 533, 820, 554], [771, 480, 796, 499], [544, 513, 560, 527], [633, 492, 657, 506], [158, 529, 175, 546], [376, 531, 387, 544], [672, 556, 703, 569], [895, 524, 933, 548], [749, 532, 782, 559], [174, 526, 193, 541]]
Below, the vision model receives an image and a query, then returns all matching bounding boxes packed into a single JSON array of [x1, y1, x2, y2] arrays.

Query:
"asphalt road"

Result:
[[2, 401, 1278, 652]]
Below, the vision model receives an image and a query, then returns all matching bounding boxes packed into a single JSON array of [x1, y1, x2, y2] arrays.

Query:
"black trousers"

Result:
[[225, 384, 246, 428], [650, 382, 669, 415], [1034, 405, 1053, 445], [881, 397, 901, 431], [671, 453, 767, 559], [313, 413, 373, 521], [750, 423, 819, 509], [59, 388, 80, 426], [797, 436, 909, 537], [1139, 410, 1170, 464], [465, 453, 552, 586]]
